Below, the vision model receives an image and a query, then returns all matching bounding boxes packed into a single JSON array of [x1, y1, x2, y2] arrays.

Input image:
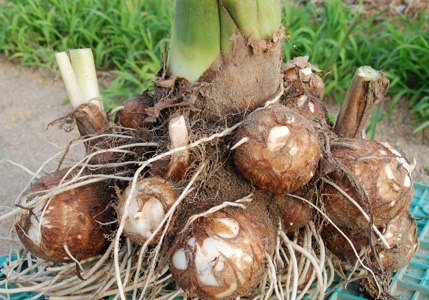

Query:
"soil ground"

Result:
[[0, 57, 84, 256], [0, 55, 428, 257]]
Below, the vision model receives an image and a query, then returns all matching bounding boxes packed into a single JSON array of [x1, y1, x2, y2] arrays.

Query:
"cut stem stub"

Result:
[[334, 66, 389, 139], [55, 48, 110, 137], [167, 115, 190, 180]]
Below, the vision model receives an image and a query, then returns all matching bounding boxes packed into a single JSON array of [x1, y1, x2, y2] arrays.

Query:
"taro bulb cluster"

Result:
[[322, 210, 418, 272], [322, 139, 414, 228], [7, 16, 420, 299]]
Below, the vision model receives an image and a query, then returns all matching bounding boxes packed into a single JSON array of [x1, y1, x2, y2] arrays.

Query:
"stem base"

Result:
[[197, 31, 284, 118]]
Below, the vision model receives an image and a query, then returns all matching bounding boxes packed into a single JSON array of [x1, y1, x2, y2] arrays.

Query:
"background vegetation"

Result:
[[0, 0, 428, 134]]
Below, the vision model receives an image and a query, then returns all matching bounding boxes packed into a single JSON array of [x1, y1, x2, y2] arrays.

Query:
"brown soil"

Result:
[[348, 0, 429, 19], [0, 52, 428, 262], [304, 0, 429, 19]]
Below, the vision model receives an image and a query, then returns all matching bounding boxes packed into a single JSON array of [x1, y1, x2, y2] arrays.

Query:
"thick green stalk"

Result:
[[167, 0, 282, 82], [166, 0, 220, 83], [220, 0, 281, 40], [218, 1, 238, 56]]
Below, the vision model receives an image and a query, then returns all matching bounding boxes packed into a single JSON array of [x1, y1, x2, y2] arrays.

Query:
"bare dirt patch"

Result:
[[0, 56, 84, 255], [305, 0, 429, 19]]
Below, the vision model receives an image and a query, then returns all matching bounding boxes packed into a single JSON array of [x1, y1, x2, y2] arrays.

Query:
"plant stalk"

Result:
[[166, 0, 220, 83], [166, 0, 282, 83], [56, 48, 111, 164], [334, 66, 390, 139], [55, 48, 110, 137]]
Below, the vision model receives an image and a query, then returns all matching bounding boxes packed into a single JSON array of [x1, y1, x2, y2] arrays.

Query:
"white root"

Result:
[[136, 163, 205, 300], [264, 252, 282, 300], [275, 224, 285, 270], [180, 193, 253, 233], [264, 84, 285, 107], [296, 271, 316, 300], [13, 132, 135, 205], [309, 222, 325, 270], [297, 226, 311, 285], [0, 209, 22, 223], [108, 105, 125, 117], [63, 245, 84, 273], [231, 137, 249, 150], [282, 233, 299, 300], [0, 159, 40, 178], [286, 193, 383, 297]]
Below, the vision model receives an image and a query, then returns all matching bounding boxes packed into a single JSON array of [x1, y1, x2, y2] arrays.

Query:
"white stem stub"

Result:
[[55, 48, 102, 110], [169, 115, 189, 149], [167, 115, 190, 179]]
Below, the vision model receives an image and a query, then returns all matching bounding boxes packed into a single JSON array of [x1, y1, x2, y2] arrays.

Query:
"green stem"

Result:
[[220, 0, 281, 40], [166, 0, 282, 82], [166, 0, 220, 83], [219, 1, 238, 56]]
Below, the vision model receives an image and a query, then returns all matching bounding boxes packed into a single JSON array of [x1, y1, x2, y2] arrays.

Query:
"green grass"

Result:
[[0, 0, 428, 133], [0, 0, 173, 106]]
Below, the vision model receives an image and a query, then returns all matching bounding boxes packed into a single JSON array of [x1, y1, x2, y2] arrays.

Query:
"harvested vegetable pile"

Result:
[[0, 1, 418, 299]]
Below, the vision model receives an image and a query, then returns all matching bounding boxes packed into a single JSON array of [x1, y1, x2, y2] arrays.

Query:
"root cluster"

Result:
[[0, 106, 390, 300], [0, 57, 415, 300]]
